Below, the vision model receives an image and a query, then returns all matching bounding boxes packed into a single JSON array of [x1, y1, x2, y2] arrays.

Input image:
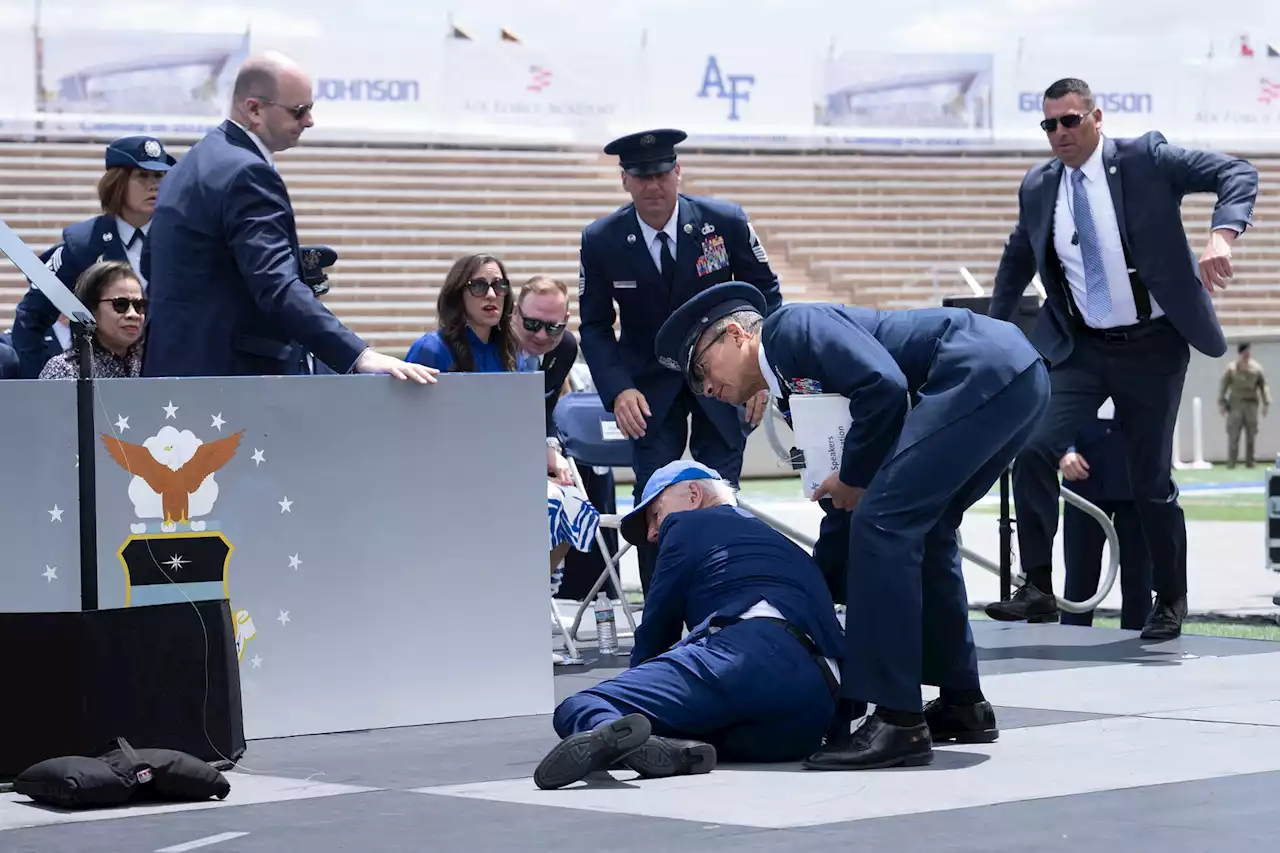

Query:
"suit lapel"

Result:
[[1037, 159, 1063, 256], [618, 207, 664, 293], [1101, 136, 1131, 250], [92, 215, 127, 263]]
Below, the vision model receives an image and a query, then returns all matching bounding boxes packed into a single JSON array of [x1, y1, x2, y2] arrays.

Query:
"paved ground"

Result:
[[4, 621, 1280, 852]]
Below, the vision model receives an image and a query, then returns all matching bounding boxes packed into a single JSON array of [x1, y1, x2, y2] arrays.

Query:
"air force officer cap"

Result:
[[655, 281, 767, 382], [106, 136, 177, 172], [604, 128, 688, 177]]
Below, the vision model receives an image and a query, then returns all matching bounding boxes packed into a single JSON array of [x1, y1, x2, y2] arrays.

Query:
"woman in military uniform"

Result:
[[9, 135, 175, 377]]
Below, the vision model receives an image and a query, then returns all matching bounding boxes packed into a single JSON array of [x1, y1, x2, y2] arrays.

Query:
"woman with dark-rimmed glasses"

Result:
[[38, 260, 145, 380]]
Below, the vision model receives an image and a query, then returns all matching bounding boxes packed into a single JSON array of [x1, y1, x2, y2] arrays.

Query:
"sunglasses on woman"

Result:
[[1039, 113, 1090, 133], [100, 297, 147, 314], [466, 277, 511, 297]]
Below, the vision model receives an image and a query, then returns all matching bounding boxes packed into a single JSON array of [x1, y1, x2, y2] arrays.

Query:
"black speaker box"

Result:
[[0, 599, 246, 780], [943, 294, 1043, 340]]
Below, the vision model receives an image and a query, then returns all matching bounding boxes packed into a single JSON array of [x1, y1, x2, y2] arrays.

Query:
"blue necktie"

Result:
[[1070, 169, 1111, 321]]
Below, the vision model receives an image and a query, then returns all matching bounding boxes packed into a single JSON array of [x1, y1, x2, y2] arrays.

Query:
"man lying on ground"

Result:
[[534, 460, 844, 790]]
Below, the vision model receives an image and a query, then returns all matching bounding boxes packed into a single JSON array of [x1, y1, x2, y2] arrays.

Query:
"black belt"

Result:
[[1076, 314, 1172, 344], [717, 615, 840, 696]]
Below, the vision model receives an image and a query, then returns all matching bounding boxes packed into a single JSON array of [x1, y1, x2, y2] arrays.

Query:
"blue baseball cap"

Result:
[[620, 460, 724, 546], [105, 135, 177, 172], [655, 281, 767, 389]]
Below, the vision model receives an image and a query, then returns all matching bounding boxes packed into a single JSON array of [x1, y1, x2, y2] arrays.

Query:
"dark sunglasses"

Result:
[[253, 96, 313, 121], [520, 316, 567, 336], [1039, 113, 1090, 133], [100, 296, 147, 314], [689, 328, 729, 392], [466, 277, 511, 297]]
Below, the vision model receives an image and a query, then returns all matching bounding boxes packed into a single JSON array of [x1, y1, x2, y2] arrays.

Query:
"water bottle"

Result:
[[594, 592, 620, 655]]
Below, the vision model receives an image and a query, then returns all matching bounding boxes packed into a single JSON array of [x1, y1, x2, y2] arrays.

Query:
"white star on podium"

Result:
[[43, 565, 57, 582], [277, 610, 290, 626], [279, 496, 293, 513], [211, 413, 226, 431], [162, 401, 179, 419], [288, 554, 302, 570], [114, 415, 129, 431], [48, 505, 63, 522], [251, 449, 266, 466]]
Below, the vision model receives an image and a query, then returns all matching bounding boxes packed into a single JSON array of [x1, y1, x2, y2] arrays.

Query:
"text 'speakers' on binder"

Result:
[[789, 393, 852, 500]]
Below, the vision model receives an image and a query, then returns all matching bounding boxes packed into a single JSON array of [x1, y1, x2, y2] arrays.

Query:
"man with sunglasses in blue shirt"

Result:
[[984, 77, 1259, 641]]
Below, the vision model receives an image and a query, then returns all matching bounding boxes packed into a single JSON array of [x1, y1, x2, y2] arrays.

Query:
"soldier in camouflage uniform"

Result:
[[1219, 342, 1270, 467]]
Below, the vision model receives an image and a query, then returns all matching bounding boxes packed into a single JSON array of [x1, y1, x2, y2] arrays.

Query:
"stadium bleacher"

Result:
[[1, 140, 1276, 352]]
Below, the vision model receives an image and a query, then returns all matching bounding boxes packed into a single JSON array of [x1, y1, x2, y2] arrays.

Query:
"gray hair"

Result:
[[700, 478, 739, 507], [699, 308, 763, 350]]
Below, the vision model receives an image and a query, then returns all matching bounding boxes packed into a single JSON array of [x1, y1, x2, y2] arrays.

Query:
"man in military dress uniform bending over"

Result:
[[653, 282, 1052, 770], [576, 128, 782, 592]]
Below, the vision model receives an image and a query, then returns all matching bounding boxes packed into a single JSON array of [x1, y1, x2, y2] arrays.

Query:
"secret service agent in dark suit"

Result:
[[1060, 413, 1154, 630], [11, 135, 176, 378], [578, 128, 782, 592], [984, 77, 1258, 641], [535, 461, 843, 790], [654, 282, 1051, 771], [141, 52, 433, 383]]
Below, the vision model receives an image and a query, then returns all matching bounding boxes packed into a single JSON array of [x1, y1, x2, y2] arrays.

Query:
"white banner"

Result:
[[271, 29, 443, 137], [434, 40, 638, 142], [637, 28, 819, 138], [816, 52, 995, 144]]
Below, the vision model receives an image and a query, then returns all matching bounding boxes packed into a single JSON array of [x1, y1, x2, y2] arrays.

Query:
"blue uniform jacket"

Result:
[[11, 214, 129, 378], [578, 193, 781, 445], [141, 120, 366, 377], [989, 132, 1256, 365], [762, 304, 1043, 489], [1064, 417, 1133, 504], [631, 504, 844, 668]]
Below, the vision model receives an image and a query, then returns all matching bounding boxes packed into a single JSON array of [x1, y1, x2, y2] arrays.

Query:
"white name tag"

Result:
[[613, 280, 637, 289], [601, 420, 626, 441]]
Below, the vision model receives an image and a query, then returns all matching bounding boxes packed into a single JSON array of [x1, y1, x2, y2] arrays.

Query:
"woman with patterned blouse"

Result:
[[39, 260, 145, 380]]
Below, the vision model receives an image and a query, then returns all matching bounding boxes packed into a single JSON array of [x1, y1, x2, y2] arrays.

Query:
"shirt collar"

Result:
[[757, 338, 782, 399], [230, 120, 275, 167], [1066, 134, 1106, 184], [114, 217, 149, 246], [635, 203, 679, 248]]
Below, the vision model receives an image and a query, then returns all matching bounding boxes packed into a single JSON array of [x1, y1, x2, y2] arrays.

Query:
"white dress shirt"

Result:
[[1052, 135, 1164, 329], [635, 205, 679, 273], [114, 217, 150, 289], [230, 120, 276, 169]]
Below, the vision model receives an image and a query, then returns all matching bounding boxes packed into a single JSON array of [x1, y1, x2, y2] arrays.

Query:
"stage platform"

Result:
[[3, 620, 1280, 852]]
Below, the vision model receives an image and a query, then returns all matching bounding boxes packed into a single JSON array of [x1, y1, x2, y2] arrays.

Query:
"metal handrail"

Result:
[[751, 405, 1121, 614]]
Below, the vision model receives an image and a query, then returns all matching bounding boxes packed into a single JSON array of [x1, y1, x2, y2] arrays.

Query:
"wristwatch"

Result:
[[546, 437, 562, 453]]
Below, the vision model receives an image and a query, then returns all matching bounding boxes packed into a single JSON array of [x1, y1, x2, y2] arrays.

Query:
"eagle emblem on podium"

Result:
[[102, 424, 257, 662]]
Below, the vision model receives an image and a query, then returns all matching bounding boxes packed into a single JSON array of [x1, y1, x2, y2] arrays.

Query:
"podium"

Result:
[[0, 220, 246, 779]]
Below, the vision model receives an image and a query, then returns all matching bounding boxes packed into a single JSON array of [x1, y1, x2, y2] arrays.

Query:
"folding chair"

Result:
[[552, 391, 640, 642]]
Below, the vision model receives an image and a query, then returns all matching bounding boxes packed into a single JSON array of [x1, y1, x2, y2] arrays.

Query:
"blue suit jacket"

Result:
[[1064, 417, 1133, 504], [762, 303, 1043, 488], [11, 215, 128, 378], [0, 332, 20, 379], [989, 132, 1257, 365], [578, 193, 782, 445], [141, 120, 366, 377], [631, 504, 844, 667]]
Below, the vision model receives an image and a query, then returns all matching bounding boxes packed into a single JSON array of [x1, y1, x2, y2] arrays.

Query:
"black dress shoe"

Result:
[[622, 737, 717, 779], [984, 585, 1059, 623], [802, 713, 933, 770], [824, 700, 869, 748], [533, 714, 651, 790], [1140, 595, 1187, 641], [924, 698, 999, 744]]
